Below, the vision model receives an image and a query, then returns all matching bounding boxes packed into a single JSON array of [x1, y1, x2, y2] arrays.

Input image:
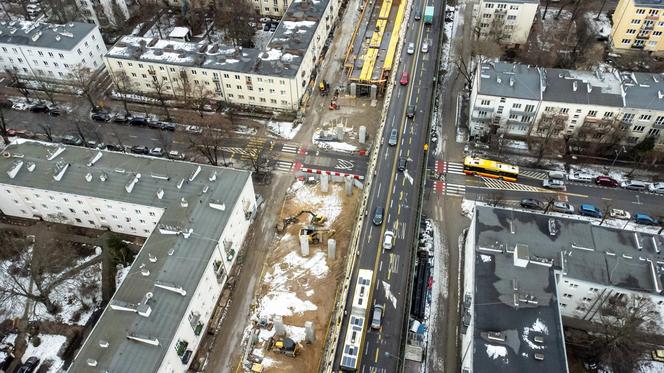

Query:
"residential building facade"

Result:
[[0, 21, 107, 81], [104, 0, 339, 111], [469, 61, 664, 149], [77, 0, 130, 30], [0, 141, 257, 372], [611, 0, 664, 51], [254, 0, 292, 17], [473, 0, 538, 46]]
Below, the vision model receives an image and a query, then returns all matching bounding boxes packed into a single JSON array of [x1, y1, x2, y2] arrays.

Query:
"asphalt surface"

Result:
[[334, 0, 443, 371]]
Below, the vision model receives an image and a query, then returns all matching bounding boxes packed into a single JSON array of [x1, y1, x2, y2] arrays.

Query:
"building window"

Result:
[[654, 31, 663, 37], [587, 110, 597, 117], [481, 99, 490, 106], [623, 113, 635, 123], [639, 114, 652, 121], [622, 38, 632, 44], [632, 19, 642, 24], [626, 29, 637, 35], [636, 8, 646, 15], [648, 128, 661, 137]]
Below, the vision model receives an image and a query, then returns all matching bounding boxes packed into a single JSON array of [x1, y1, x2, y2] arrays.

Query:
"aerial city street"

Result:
[[0, 0, 664, 372]]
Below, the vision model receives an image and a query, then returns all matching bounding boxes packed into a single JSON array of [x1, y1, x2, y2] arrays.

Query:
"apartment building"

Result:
[[611, 0, 664, 51], [77, 0, 131, 30], [0, 140, 257, 372], [473, 0, 538, 46], [469, 61, 664, 149], [0, 21, 107, 81], [254, 0, 292, 17], [461, 205, 664, 372], [104, 0, 339, 112]]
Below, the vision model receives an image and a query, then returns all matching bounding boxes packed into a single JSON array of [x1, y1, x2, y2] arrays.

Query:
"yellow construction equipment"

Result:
[[299, 226, 336, 244], [276, 210, 327, 232], [267, 337, 299, 357]]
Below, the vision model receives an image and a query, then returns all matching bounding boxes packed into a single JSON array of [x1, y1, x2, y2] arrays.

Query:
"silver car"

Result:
[[371, 304, 384, 330], [543, 179, 565, 189], [388, 128, 398, 146], [421, 41, 429, 53], [407, 42, 415, 55], [551, 201, 574, 214]]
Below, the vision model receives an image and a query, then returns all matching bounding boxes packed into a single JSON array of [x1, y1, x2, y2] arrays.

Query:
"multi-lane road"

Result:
[[334, 0, 443, 371]]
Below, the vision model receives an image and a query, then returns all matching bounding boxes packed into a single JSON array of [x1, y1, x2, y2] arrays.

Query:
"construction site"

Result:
[[237, 176, 360, 372]]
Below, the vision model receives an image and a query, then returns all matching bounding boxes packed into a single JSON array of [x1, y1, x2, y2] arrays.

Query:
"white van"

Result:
[[620, 179, 648, 191], [568, 171, 593, 183], [548, 171, 565, 180]]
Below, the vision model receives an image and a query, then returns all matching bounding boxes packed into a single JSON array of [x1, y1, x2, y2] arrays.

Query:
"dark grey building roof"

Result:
[[477, 62, 542, 100], [0, 141, 253, 372], [542, 68, 624, 107], [0, 20, 96, 51], [107, 0, 328, 78], [471, 206, 664, 372], [483, 0, 538, 3], [634, 0, 664, 9], [621, 71, 664, 111]]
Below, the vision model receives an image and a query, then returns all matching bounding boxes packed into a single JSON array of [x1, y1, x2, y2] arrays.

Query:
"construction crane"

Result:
[[276, 210, 327, 232], [299, 226, 336, 244]]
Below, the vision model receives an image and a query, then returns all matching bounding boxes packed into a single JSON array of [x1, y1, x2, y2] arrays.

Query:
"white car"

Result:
[[421, 42, 429, 53], [543, 179, 565, 189], [167, 150, 186, 160], [12, 102, 29, 111], [383, 230, 395, 250], [568, 172, 593, 183], [407, 42, 415, 55], [649, 182, 664, 194], [185, 125, 203, 134], [609, 209, 631, 220]]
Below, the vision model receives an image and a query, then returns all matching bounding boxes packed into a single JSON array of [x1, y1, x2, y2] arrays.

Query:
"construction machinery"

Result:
[[299, 226, 335, 244], [267, 337, 299, 357], [319, 80, 330, 96], [276, 210, 327, 232]]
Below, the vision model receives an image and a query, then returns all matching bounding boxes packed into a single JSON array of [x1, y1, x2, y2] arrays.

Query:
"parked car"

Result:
[[106, 144, 125, 152], [85, 140, 105, 149], [383, 230, 394, 250], [568, 172, 593, 183], [548, 170, 565, 180], [91, 112, 110, 122], [160, 122, 177, 131], [112, 113, 131, 123], [130, 116, 148, 126], [551, 201, 574, 214], [421, 41, 429, 53], [400, 71, 409, 85], [185, 125, 203, 134], [388, 128, 398, 146], [595, 175, 619, 188], [520, 198, 544, 210], [621, 179, 648, 191], [406, 105, 416, 118], [48, 107, 62, 117], [130, 145, 149, 154], [414, 10, 421, 20], [372, 207, 385, 225], [371, 304, 384, 330], [148, 121, 163, 129], [649, 182, 664, 194], [7, 129, 35, 139], [61, 134, 83, 146], [398, 157, 408, 171], [579, 204, 602, 218], [407, 42, 415, 54], [29, 103, 49, 113], [167, 150, 186, 160], [609, 209, 631, 220], [634, 213, 659, 226], [543, 179, 565, 189], [17, 356, 40, 373], [149, 147, 164, 157]]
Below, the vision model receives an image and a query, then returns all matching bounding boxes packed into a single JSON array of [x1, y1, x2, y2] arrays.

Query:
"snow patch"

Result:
[[257, 291, 317, 318], [262, 120, 301, 140], [480, 254, 492, 263], [22, 334, 67, 372], [289, 180, 345, 224], [486, 344, 508, 360]]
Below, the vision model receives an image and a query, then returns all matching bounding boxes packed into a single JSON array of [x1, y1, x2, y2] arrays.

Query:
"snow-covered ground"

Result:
[[584, 12, 611, 39], [288, 179, 345, 223], [537, 9, 574, 51], [312, 128, 360, 153], [10, 334, 67, 372], [260, 120, 301, 140]]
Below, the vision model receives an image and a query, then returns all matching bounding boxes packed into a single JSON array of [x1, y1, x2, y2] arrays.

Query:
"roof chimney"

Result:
[[509, 77, 514, 87], [659, 90, 664, 99], [572, 81, 578, 91]]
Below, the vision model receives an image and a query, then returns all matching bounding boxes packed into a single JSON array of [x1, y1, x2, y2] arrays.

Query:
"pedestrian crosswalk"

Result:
[[443, 161, 465, 175], [274, 160, 294, 172], [281, 144, 299, 154], [221, 147, 257, 157], [520, 169, 548, 180], [432, 181, 466, 197], [242, 138, 266, 161], [480, 177, 547, 192]]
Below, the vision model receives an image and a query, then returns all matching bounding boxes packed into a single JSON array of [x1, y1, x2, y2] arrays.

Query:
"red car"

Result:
[[400, 71, 409, 85], [595, 175, 619, 188]]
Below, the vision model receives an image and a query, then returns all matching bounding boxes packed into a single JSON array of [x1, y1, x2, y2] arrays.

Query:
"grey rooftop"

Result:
[[0, 141, 252, 372], [482, 0, 538, 3], [634, 0, 664, 9], [0, 20, 96, 51]]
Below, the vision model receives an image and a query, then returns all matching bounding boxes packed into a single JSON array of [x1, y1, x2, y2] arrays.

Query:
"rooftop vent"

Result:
[[87, 151, 102, 166], [55, 35, 60, 41], [177, 178, 185, 189], [7, 160, 23, 179], [125, 173, 141, 193], [137, 292, 153, 317], [86, 359, 97, 367], [85, 172, 92, 182], [99, 340, 109, 348], [47, 146, 65, 161], [509, 77, 514, 87], [572, 81, 578, 91], [155, 281, 187, 296], [126, 335, 159, 346], [148, 253, 157, 263], [209, 171, 217, 181], [99, 172, 108, 182], [53, 161, 69, 181], [157, 188, 164, 199], [659, 90, 664, 99], [209, 200, 226, 211], [26, 162, 35, 172], [189, 165, 201, 182], [180, 197, 189, 208], [534, 353, 544, 361]]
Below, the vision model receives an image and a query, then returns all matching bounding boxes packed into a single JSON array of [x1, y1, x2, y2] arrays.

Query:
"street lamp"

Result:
[[611, 146, 626, 168], [384, 351, 403, 362]]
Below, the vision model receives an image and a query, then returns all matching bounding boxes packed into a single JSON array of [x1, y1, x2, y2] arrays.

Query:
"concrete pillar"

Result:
[[328, 239, 336, 260], [305, 321, 315, 343], [274, 316, 285, 336], [299, 234, 310, 257], [344, 176, 353, 196], [350, 83, 357, 97], [359, 126, 367, 144], [370, 85, 378, 100], [336, 123, 344, 141], [320, 173, 329, 193]]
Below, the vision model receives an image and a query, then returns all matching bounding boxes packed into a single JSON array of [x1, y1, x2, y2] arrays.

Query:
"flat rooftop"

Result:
[[106, 0, 329, 78], [0, 20, 95, 51], [0, 141, 253, 372]]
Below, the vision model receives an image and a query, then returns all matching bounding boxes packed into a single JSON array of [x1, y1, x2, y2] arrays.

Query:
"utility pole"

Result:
[[596, 0, 608, 20]]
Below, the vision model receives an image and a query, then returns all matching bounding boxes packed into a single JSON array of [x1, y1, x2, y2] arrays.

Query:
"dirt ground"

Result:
[[243, 180, 360, 372]]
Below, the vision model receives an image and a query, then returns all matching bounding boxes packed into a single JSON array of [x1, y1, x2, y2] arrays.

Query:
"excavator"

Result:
[[299, 226, 335, 244], [267, 337, 299, 357], [276, 210, 326, 233]]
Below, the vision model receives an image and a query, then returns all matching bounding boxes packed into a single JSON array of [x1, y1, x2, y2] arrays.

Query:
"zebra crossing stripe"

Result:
[[445, 162, 465, 175], [480, 177, 548, 192], [281, 145, 298, 154], [274, 161, 293, 171]]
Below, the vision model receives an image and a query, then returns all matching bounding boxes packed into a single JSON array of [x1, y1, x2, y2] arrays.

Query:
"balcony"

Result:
[[509, 108, 535, 116], [646, 15, 659, 21], [473, 105, 494, 113]]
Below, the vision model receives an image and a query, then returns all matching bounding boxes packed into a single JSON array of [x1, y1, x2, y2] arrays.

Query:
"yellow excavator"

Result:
[[299, 226, 335, 244], [276, 210, 327, 232]]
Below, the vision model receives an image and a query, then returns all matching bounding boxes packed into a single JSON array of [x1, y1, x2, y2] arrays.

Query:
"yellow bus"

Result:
[[463, 156, 519, 182]]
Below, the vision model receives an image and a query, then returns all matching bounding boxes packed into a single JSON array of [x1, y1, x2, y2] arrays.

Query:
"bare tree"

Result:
[[71, 65, 98, 111], [34, 79, 57, 107], [188, 122, 229, 166], [0, 94, 11, 145], [529, 113, 566, 165], [74, 119, 89, 145], [111, 71, 133, 116], [150, 78, 172, 121], [215, 0, 256, 47], [190, 84, 214, 118], [598, 201, 612, 225], [543, 196, 557, 214], [37, 122, 55, 142], [248, 142, 273, 183], [6, 69, 31, 103]]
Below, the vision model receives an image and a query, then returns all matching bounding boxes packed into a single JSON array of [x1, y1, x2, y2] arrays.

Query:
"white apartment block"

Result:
[[77, 0, 130, 30], [0, 141, 257, 372], [470, 61, 664, 149], [254, 0, 292, 18], [0, 21, 107, 81], [461, 205, 664, 372], [104, 0, 339, 112], [473, 0, 538, 46]]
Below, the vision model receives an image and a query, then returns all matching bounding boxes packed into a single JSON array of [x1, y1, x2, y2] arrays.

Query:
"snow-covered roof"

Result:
[[0, 141, 254, 372], [0, 20, 97, 51], [168, 26, 190, 39]]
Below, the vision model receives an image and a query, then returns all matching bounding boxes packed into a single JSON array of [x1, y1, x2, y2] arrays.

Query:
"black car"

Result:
[[48, 107, 62, 116], [398, 157, 407, 171], [113, 113, 131, 123], [160, 122, 177, 131], [130, 116, 148, 126], [263, 23, 270, 31], [61, 134, 83, 146], [91, 112, 110, 122], [29, 103, 49, 113], [414, 10, 421, 20], [148, 121, 162, 129], [406, 105, 416, 118], [372, 207, 385, 225], [106, 144, 125, 152], [520, 198, 545, 210], [131, 145, 149, 154], [17, 356, 40, 373]]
